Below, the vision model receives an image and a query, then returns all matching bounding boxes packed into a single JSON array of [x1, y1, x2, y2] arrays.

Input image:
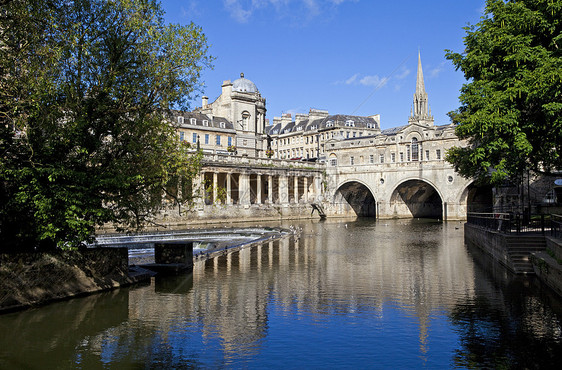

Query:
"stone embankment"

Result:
[[0, 248, 148, 314], [531, 237, 562, 296]]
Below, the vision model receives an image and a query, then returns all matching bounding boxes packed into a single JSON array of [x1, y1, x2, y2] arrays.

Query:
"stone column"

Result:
[[212, 172, 218, 204], [226, 173, 232, 205], [294, 176, 299, 204], [303, 177, 308, 203], [280, 175, 289, 204], [195, 171, 205, 207], [240, 173, 251, 205], [257, 174, 262, 204], [314, 175, 321, 202], [268, 175, 273, 204]]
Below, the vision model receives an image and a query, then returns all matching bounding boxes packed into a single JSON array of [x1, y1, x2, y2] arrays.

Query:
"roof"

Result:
[[172, 111, 234, 131], [381, 125, 409, 135], [232, 73, 259, 93]]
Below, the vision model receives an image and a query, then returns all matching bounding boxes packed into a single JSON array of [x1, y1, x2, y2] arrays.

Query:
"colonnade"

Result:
[[195, 170, 321, 206]]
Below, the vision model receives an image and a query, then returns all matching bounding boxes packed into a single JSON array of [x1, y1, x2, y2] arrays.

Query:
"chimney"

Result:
[[295, 113, 308, 124], [202, 96, 208, 107]]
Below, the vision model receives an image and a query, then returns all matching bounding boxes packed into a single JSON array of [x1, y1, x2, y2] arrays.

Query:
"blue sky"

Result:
[[162, 0, 486, 129]]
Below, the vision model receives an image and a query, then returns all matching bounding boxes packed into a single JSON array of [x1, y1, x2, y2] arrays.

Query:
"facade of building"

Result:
[[266, 111, 381, 160], [172, 73, 267, 157]]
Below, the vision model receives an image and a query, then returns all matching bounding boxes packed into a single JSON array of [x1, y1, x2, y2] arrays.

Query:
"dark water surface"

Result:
[[1, 219, 562, 369]]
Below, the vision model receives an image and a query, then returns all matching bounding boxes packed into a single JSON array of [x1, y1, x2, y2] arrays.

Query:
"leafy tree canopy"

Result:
[[445, 0, 562, 184], [0, 0, 212, 251]]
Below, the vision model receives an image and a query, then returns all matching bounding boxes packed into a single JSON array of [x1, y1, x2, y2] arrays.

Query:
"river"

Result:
[[1, 218, 562, 369]]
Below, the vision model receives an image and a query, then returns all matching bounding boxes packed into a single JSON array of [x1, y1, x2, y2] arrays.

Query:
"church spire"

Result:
[[409, 51, 433, 126], [415, 51, 426, 96]]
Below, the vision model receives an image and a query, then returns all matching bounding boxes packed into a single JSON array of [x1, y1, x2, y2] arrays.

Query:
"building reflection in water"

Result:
[[118, 220, 480, 364], [2, 219, 561, 368]]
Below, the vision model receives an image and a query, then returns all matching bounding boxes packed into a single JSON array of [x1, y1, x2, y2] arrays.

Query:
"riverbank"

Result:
[[0, 227, 295, 314], [0, 248, 149, 314]]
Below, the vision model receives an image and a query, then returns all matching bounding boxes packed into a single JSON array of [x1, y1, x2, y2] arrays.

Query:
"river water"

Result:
[[1, 219, 562, 369]]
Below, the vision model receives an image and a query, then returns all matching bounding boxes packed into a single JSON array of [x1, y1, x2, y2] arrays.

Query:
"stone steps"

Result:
[[504, 235, 547, 274]]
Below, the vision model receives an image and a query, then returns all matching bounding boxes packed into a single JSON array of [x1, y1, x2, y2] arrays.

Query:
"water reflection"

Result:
[[1, 219, 561, 368]]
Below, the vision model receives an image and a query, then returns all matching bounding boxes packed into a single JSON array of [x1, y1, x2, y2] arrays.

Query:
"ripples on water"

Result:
[[1, 219, 562, 368]]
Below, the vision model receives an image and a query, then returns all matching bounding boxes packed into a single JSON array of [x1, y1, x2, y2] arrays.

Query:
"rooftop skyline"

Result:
[[162, 1, 485, 129]]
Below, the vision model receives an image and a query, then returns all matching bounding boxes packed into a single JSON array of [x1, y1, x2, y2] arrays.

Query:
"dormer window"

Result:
[[326, 121, 333, 128], [345, 120, 355, 127], [202, 120, 209, 126], [178, 116, 184, 124], [190, 118, 196, 125], [220, 122, 226, 128]]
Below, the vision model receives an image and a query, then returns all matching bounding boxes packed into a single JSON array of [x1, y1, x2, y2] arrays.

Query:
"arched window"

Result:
[[411, 137, 419, 161], [241, 111, 250, 131]]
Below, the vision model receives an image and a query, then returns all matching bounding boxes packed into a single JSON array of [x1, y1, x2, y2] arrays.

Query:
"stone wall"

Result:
[[531, 237, 562, 296], [151, 203, 321, 229], [0, 248, 142, 313], [464, 223, 512, 271]]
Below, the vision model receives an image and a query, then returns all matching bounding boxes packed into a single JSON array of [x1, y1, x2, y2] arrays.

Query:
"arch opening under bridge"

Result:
[[334, 181, 376, 217], [390, 180, 443, 219]]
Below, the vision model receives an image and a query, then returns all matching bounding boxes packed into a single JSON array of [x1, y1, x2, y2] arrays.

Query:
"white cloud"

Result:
[[336, 73, 389, 88], [181, 1, 202, 18], [359, 75, 388, 87], [345, 73, 359, 85], [429, 61, 446, 78], [223, 0, 355, 24], [395, 67, 410, 80], [224, 0, 254, 23]]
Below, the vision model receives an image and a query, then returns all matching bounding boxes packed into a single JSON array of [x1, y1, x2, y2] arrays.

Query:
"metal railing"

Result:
[[467, 212, 552, 235]]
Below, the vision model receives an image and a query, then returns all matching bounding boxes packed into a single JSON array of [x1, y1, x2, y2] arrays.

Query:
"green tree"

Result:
[[0, 0, 212, 251], [445, 0, 562, 184]]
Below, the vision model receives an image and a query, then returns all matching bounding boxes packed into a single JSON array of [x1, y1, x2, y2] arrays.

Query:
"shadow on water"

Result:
[[451, 241, 562, 369]]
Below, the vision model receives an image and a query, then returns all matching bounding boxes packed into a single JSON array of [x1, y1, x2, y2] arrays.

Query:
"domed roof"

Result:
[[232, 73, 258, 93]]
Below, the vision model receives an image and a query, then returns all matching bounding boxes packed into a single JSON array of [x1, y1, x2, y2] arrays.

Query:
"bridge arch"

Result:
[[459, 181, 494, 213], [389, 178, 444, 219], [334, 180, 376, 217]]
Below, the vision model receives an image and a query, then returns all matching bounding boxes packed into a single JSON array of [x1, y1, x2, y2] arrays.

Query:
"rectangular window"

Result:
[[350, 156, 354, 165], [425, 150, 430, 160], [400, 152, 404, 162], [228, 136, 232, 146], [369, 154, 374, 164], [391, 153, 396, 163], [216, 135, 221, 145], [179, 131, 184, 141], [379, 154, 384, 163], [436, 149, 441, 160], [330, 158, 337, 166], [192, 133, 197, 143], [406, 145, 411, 161], [204, 134, 209, 145]]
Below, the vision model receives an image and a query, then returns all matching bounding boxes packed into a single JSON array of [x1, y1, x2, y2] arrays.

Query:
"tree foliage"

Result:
[[445, 0, 562, 184], [0, 0, 212, 251]]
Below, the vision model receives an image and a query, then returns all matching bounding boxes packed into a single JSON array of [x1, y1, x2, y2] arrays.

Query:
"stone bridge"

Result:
[[158, 153, 491, 224], [323, 158, 491, 221]]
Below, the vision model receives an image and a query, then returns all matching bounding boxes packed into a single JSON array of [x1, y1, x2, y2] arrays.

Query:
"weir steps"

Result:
[[504, 235, 547, 274]]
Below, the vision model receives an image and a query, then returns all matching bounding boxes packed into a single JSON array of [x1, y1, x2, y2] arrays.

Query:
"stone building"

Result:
[[173, 112, 236, 154], [266, 110, 381, 160], [171, 73, 267, 157], [326, 52, 457, 168]]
